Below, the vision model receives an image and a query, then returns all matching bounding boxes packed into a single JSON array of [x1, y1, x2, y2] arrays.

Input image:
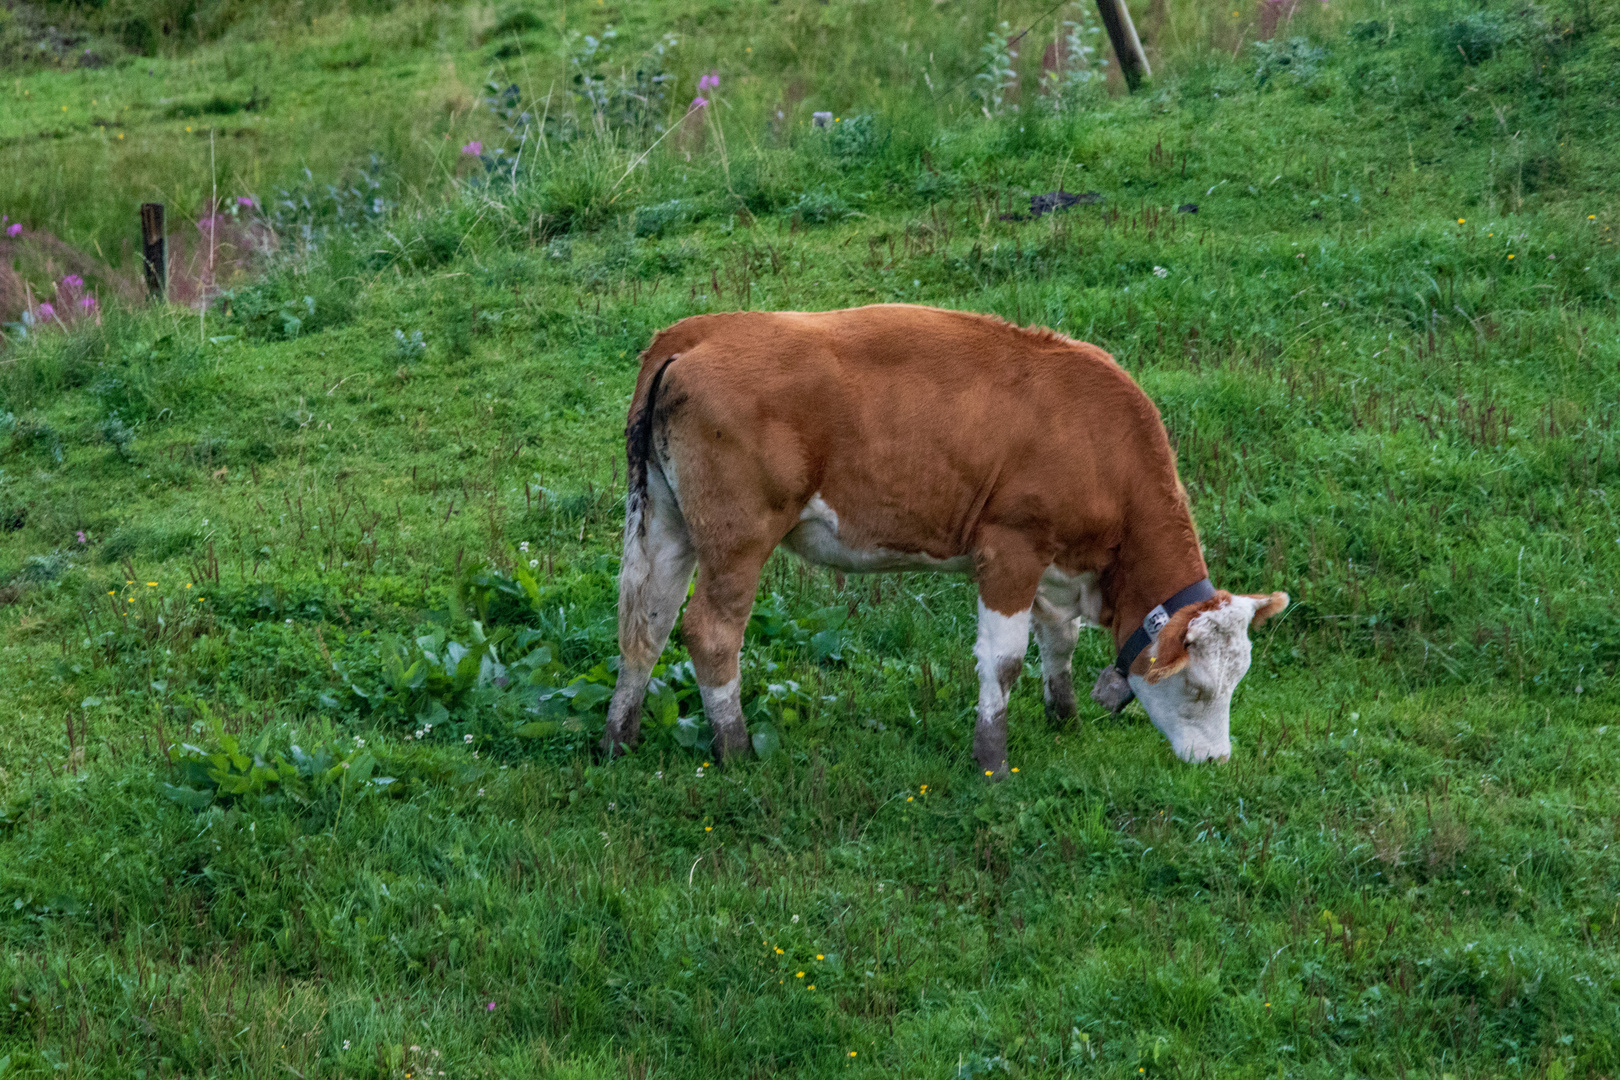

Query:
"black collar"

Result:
[[1113, 578, 1216, 680]]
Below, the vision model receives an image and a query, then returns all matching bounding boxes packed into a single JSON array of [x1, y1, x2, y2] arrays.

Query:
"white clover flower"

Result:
[[342, 1040, 351, 1051], [1153, 265, 1169, 278], [477, 788, 485, 796], [464, 734, 474, 744], [529, 559, 539, 568], [519, 541, 530, 552]]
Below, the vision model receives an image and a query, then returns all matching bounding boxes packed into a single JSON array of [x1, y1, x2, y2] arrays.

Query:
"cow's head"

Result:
[[1128, 591, 1288, 763]]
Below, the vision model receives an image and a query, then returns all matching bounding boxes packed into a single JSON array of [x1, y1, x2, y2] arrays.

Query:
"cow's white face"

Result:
[[1128, 592, 1287, 763]]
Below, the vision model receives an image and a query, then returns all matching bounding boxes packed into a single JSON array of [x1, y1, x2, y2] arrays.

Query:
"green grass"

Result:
[[2, 0, 1619, 1075]]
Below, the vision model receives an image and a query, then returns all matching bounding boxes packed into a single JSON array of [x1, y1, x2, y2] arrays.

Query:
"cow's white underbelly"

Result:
[[780, 493, 975, 574]]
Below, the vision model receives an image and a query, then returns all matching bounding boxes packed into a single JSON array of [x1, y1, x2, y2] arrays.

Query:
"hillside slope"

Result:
[[1, 1, 1619, 1076]]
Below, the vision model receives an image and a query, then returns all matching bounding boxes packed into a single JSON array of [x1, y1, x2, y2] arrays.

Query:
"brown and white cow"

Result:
[[600, 304, 1287, 775]]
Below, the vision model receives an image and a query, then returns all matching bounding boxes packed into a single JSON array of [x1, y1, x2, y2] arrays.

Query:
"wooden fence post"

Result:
[[1095, 0, 1151, 93], [140, 202, 166, 300]]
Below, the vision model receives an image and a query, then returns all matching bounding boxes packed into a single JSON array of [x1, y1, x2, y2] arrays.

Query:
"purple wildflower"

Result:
[[698, 71, 720, 92], [76, 531, 87, 544], [78, 295, 97, 310], [5, 223, 20, 238], [461, 140, 483, 156], [690, 96, 709, 110], [237, 195, 257, 209], [38, 302, 56, 319], [486, 1001, 497, 1012], [62, 274, 84, 293]]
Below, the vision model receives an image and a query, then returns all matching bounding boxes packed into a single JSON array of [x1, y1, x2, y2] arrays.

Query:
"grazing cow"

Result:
[[601, 304, 1287, 775]]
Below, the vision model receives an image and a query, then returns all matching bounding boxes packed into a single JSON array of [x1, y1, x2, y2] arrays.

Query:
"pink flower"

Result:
[[237, 195, 257, 208], [62, 274, 84, 293], [38, 302, 55, 319], [78, 295, 97, 310], [5, 223, 20, 238], [76, 531, 87, 544], [698, 72, 720, 92], [486, 1001, 496, 1011], [461, 140, 483, 156], [690, 96, 709, 110]]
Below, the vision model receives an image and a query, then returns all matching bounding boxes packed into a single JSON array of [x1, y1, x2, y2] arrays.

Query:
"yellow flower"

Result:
[[796, 971, 804, 978], [849, 1051, 858, 1057], [185, 126, 192, 132], [775, 947, 784, 954], [146, 582, 158, 587], [185, 583, 192, 588], [807, 983, 815, 990], [816, 954, 824, 960], [906, 796, 913, 802], [1457, 218, 1465, 224], [984, 770, 993, 776], [1508, 254, 1515, 259], [1589, 215, 1596, 219], [1010, 767, 1019, 773], [702, 762, 711, 767], [705, 826, 713, 831], [117, 133, 123, 139]]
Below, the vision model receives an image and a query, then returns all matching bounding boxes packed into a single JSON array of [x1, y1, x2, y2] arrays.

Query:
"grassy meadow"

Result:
[[2, 0, 1620, 1075]]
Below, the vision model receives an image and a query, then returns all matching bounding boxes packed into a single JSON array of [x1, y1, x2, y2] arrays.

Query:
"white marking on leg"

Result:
[[699, 677, 750, 758], [973, 599, 1031, 776], [606, 464, 695, 752]]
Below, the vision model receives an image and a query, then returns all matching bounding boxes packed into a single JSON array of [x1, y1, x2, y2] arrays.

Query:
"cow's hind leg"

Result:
[[603, 465, 696, 757], [972, 538, 1044, 780], [683, 552, 770, 764]]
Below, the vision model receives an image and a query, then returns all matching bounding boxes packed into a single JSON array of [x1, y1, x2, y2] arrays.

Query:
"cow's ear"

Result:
[[1139, 592, 1232, 684], [1143, 640, 1190, 684], [1246, 591, 1289, 626]]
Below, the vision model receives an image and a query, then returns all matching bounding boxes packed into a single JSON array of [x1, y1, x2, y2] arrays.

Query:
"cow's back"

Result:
[[635, 304, 1173, 562]]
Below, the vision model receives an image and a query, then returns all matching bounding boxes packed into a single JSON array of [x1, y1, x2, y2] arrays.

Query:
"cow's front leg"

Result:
[[1032, 598, 1082, 721], [972, 598, 1033, 781], [684, 558, 766, 764]]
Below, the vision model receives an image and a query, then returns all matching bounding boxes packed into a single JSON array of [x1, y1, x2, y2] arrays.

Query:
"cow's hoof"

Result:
[[599, 727, 640, 760], [1044, 686, 1077, 722], [711, 722, 753, 764]]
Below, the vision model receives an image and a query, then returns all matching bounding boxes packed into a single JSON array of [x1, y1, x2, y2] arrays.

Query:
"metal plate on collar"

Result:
[[1143, 604, 1170, 637]]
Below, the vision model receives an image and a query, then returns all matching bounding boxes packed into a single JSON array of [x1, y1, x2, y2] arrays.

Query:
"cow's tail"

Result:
[[624, 353, 679, 538]]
